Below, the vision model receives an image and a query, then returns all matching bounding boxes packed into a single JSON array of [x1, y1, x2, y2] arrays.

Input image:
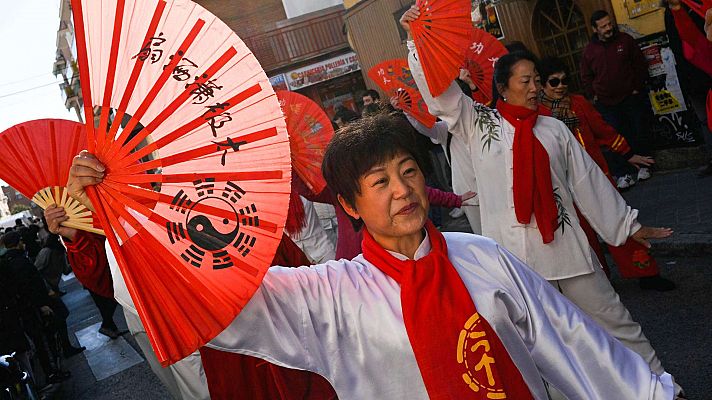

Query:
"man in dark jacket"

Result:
[[0, 231, 71, 383], [580, 10, 653, 189]]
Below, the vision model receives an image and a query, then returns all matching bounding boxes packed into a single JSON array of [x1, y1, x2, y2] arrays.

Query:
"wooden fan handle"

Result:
[[61, 221, 106, 236]]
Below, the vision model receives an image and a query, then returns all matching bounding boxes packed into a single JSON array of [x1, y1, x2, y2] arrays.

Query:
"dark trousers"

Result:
[[89, 291, 118, 331], [596, 93, 653, 176]]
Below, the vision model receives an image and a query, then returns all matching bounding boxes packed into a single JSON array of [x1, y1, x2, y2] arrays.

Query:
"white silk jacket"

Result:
[[208, 232, 673, 399], [407, 42, 641, 280]]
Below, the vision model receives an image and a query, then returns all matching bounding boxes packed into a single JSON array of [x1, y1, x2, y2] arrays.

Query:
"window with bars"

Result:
[[532, 0, 589, 93]]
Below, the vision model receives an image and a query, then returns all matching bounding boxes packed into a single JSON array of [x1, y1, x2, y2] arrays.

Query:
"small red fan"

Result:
[[680, 0, 711, 17], [367, 59, 437, 128], [0, 119, 103, 235], [276, 91, 334, 194], [463, 28, 507, 105], [71, 0, 291, 365], [410, 0, 474, 97]]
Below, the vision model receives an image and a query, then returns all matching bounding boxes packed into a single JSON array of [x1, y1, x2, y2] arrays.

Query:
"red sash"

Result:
[[362, 221, 533, 399], [497, 99, 558, 244]]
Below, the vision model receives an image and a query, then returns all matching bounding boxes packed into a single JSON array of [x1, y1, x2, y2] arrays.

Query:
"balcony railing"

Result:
[[243, 8, 349, 73]]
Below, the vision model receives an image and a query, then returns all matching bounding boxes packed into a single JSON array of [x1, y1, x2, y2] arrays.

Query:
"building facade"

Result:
[[54, 0, 83, 122], [196, 0, 367, 117], [344, 0, 702, 149], [1, 186, 40, 217]]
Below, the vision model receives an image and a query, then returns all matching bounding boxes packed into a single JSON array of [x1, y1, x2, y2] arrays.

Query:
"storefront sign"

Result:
[[625, 0, 660, 19], [269, 74, 289, 92], [285, 52, 361, 91]]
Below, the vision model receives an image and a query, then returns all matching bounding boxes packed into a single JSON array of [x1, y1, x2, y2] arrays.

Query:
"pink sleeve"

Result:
[[426, 186, 462, 208]]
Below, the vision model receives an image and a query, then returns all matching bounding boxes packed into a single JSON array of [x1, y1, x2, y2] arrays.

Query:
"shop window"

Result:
[[532, 0, 589, 92]]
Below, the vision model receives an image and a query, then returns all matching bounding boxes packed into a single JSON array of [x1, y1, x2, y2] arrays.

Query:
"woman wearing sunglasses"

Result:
[[537, 57, 676, 291]]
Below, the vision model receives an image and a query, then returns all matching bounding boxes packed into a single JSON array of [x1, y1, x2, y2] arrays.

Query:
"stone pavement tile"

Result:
[[53, 276, 171, 399], [74, 322, 144, 381]]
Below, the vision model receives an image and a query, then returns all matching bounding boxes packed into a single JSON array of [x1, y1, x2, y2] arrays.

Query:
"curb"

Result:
[[650, 234, 712, 257]]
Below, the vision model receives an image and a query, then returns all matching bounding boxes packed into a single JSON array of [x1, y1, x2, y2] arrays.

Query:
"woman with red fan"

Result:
[[401, 5, 684, 398], [67, 114, 675, 399]]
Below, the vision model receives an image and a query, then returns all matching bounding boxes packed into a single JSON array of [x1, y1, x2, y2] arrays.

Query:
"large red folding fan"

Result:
[[680, 0, 711, 17], [367, 59, 437, 128], [70, 0, 291, 365], [410, 0, 474, 97], [0, 119, 102, 235], [276, 91, 334, 194], [463, 28, 507, 105]]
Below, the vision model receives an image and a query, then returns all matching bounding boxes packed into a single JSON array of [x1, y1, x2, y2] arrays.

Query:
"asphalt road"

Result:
[[612, 255, 712, 399]]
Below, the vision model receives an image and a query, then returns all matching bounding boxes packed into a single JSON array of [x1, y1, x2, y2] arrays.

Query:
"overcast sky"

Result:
[[0, 0, 77, 186]]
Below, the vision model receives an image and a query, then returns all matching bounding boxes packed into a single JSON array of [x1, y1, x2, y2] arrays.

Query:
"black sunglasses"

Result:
[[547, 77, 570, 87]]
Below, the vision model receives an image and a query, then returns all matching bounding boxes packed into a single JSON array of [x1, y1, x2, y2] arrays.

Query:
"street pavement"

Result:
[[622, 168, 712, 256], [45, 168, 710, 399]]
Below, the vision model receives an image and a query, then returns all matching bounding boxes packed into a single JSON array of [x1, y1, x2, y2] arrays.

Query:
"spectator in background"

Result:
[[581, 10, 653, 189], [0, 231, 71, 383], [15, 218, 24, 228], [34, 233, 70, 294], [332, 106, 360, 128], [361, 89, 381, 106], [21, 225, 42, 262]]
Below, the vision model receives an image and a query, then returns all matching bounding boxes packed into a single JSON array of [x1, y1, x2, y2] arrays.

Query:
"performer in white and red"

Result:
[[401, 5, 683, 398], [67, 112, 676, 399]]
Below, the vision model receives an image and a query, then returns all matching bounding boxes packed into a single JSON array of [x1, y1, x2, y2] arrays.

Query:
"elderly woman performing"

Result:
[[401, 4, 684, 398], [65, 111, 676, 398]]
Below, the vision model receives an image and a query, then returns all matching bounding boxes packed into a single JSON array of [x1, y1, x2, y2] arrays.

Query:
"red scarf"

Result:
[[497, 99, 558, 243], [362, 221, 533, 399]]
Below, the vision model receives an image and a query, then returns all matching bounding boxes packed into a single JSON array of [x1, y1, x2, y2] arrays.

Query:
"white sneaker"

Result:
[[616, 174, 636, 189], [637, 167, 651, 181], [449, 208, 465, 219]]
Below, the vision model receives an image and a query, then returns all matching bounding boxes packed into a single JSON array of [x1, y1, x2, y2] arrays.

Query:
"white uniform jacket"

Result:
[[407, 41, 641, 280], [208, 232, 673, 400]]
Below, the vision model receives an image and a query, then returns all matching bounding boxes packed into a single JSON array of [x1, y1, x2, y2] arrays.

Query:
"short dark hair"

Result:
[[492, 50, 539, 103], [505, 41, 530, 53], [591, 10, 609, 28], [363, 89, 380, 100], [2, 231, 22, 248], [15, 218, 23, 226], [538, 56, 569, 84], [322, 112, 431, 231]]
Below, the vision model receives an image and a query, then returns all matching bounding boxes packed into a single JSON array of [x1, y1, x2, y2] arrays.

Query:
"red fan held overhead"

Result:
[[463, 28, 507, 105], [680, 0, 711, 17], [71, 0, 291, 365], [0, 120, 103, 235], [410, 0, 474, 97], [367, 59, 437, 128], [276, 91, 334, 194]]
